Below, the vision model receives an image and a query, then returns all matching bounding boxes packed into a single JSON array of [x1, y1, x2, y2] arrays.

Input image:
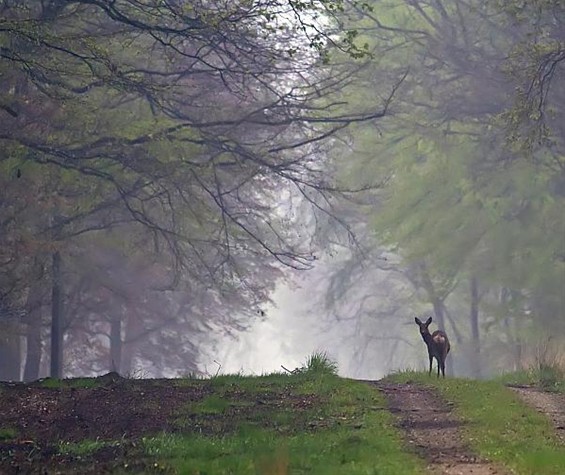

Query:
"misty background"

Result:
[[1, 0, 564, 382]]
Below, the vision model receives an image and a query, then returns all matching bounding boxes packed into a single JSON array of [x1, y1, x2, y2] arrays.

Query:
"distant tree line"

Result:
[[312, 0, 564, 377]]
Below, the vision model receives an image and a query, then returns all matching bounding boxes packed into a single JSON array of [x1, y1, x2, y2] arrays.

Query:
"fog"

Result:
[[1, 1, 564, 381], [216, 285, 316, 376], [213, 256, 444, 380]]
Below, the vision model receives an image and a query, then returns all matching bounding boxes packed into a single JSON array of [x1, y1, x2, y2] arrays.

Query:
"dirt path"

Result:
[[370, 382, 506, 475], [508, 385, 565, 444]]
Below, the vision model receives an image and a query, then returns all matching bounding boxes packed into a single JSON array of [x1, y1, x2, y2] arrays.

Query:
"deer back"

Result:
[[430, 330, 450, 358]]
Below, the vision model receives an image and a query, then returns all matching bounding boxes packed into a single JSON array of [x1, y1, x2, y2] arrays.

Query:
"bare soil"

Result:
[[0, 374, 207, 474], [0, 373, 320, 474], [371, 381, 507, 475], [507, 385, 565, 444]]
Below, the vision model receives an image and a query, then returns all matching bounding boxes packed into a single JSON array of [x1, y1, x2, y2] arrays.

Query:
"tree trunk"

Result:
[[501, 288, 523, 370], [121, 307, 141, 376], [23, 284, 44, 382], [109, 314, 122, 373], [470, 276, 481, 378], [50, 251, 63, 378], [0, 324, 22, 381], [23, 320, 42, 381], [431, 297, 446, 330]]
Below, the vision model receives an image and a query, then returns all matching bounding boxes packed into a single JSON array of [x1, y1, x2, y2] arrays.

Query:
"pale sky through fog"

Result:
[[210, 268, 423, 379], [214, 284, 321, 375]]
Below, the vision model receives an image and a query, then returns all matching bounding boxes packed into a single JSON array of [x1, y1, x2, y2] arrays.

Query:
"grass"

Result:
[[192, 394, 232, 414], [143, 367, 424, 475], [302, 351, 339, 375], [58, 439, 122, 456], [389, 371, 565, 474], [39, 377, 103, 389], [0, 427, 17, 440], [146, 377, 423, 475], [9, 352, 565, 474], [509, 341, 565, 393], [497, 364, 565, 393]]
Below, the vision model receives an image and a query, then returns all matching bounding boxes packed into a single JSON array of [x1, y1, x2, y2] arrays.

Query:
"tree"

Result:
[[0, 0, 391, 378], [498, 0, 565, 155], [335, 0, 565, 371], [288, 0, 564, 377]]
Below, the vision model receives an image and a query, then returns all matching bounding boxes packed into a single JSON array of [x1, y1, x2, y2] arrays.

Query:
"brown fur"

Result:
[[415, 317, 451, 378]]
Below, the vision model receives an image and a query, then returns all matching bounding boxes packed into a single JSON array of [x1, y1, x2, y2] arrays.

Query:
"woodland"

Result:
[[0, 0, 563, 381]]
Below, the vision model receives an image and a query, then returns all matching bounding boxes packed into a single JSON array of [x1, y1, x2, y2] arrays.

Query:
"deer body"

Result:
[[415, 317, 450, 378]]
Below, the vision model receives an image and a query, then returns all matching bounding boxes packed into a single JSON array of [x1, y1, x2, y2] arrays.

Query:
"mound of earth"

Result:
[[0, 375, 212, 473]]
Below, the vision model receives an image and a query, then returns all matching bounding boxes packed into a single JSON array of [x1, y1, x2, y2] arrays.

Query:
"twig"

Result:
[[281, 364, 300, 374], [213, 359, 222, 377]]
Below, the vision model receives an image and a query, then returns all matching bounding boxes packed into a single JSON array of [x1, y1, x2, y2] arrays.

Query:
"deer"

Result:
[[414, 316, 450, 378]]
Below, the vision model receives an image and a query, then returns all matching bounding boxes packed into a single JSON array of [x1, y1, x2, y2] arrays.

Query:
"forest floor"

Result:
[[0, 371, 564, 474]]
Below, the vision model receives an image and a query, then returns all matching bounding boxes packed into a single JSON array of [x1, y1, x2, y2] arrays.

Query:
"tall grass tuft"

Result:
[[499, 337, 565, 393], [533, 338, 565, 391], [302, 351, 338, 375]]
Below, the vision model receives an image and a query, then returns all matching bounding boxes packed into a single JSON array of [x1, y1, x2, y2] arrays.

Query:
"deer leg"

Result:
[[428, 354, 433, 376], [440, 358, 446, 378], [437, 358, 440, 378]]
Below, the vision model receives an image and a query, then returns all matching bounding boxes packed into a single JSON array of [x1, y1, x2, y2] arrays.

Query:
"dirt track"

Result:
[[371, 381, 507, 475], [508, 385, 565, 444]]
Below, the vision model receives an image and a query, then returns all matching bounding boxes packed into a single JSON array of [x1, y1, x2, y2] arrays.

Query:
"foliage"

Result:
[[347, 0, 565, 300], [310, 0, 565, 376], [0, 0, 393, 378], [496, 0, 565, 154]]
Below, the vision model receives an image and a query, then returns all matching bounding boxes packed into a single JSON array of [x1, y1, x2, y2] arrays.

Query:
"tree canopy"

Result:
[[308, 0, 565, 376], [0, 0, 390, 378]]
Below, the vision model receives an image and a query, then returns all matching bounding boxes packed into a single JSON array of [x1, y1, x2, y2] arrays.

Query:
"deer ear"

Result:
[[426, 316, 432, 325], [415, 317, 422, 325]]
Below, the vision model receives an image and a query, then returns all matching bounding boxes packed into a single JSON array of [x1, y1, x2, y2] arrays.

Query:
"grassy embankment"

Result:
[[141, 354, 423, 474], [388, 369, 565, 475], [497, 363, 565, 394], [3, 354, 564, 474]]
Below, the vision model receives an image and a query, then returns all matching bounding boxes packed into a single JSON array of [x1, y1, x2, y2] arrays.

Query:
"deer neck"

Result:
[[421, 332, 433, 345]]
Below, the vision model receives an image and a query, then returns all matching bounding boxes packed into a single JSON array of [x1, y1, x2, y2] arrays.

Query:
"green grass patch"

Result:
[[193, 394, 232, 414], [302, 351, 339, 375], [58, 439, 122, 456], [389, 371, 565, 474], [145, 373, 424, 474], [38, 377, 101, 389], [497, 365, 565, 393], [0, 427, 17, 440]]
